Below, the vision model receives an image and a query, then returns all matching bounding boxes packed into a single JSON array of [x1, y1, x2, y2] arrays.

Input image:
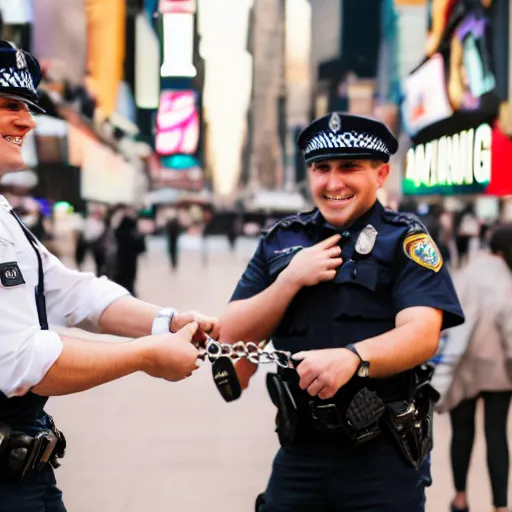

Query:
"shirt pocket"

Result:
[[333, 260, 395, 320], [268, 248, 302, 280]]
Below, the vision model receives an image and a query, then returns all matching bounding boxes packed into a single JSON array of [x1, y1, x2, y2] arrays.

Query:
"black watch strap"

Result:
[[345, 343, 370, 378]]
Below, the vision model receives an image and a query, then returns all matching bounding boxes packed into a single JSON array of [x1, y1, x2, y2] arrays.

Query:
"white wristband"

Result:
[[151, 308, 177, 335]]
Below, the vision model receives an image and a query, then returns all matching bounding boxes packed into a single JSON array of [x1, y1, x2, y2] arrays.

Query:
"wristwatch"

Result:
[[151, 308, 177, 335], [344, 343, 370, 378]]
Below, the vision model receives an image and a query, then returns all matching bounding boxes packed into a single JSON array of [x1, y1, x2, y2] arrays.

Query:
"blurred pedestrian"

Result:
[[75, 209, 107, 276], [113, 207, 146, 296], [454, 204, 480, 268], [438, 224, 512, 512], [165, 207, 182, 270]]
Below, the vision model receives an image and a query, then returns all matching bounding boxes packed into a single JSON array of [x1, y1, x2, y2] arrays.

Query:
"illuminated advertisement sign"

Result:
[[155, 90, 199, 156], [158, 0, 196, 13], [402, 0, 499, 145], [402, 54, 453, 137], [160, 12, 196, 77], [404, 122, 512, 196], [149, 154, 204, 191], [401, 0, 512, 196], [404, 123, 491, 195]]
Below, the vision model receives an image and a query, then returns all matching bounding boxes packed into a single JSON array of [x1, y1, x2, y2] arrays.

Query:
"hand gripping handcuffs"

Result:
[[196, 334, 291, 402]]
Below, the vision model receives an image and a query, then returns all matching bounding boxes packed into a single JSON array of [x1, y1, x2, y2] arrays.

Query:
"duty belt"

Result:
[[0, 416, 66, 481]]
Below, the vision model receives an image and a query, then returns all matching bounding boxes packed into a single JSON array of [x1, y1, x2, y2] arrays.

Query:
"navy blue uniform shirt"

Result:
[[230, 201, 464, 358]]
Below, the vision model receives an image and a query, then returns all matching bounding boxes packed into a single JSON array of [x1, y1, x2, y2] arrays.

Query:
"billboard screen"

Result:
[[160, 12, 196, 78], [401, 0, 510, 196], [155, 89, 199, 156], [402, 1, 499, 146]]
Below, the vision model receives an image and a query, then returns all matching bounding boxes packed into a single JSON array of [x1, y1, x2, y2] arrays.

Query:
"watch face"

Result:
[[358, 364, 370, 378]]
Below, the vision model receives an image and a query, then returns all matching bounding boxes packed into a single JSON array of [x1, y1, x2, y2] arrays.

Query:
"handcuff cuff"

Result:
[[195, 334, 292, 402]]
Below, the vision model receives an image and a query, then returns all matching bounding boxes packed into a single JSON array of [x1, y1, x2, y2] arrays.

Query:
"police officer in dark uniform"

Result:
[[0, 41, 217, 511], [219, 112, 465, 511]]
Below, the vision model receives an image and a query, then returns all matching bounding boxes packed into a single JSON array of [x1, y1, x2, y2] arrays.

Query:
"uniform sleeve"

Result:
[[42, 248, 130, 330], [0, 238, 63, 398], [392, 238, 465, 331], [230, 237, 271, 301]]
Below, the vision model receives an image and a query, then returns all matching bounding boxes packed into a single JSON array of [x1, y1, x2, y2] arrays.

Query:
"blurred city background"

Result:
[[1, 0, 511, 510]]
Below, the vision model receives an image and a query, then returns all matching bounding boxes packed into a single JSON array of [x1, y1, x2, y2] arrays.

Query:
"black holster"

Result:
[[382, 365, 437, 470], [0, 419, 66, 482], [266, 371, 298, 449]]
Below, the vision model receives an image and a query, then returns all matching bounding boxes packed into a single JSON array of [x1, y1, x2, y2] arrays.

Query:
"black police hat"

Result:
[[297, 112, 398, 164], [0, 40, 44, 113]]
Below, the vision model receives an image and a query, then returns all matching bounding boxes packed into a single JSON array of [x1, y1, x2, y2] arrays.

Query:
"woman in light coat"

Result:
[[443, 224, 512, 512]]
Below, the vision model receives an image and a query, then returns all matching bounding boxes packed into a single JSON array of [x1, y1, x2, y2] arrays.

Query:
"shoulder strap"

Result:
[[10, 210, 48, 330]]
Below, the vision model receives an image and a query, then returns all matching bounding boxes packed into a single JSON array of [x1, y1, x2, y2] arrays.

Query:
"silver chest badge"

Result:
[[328, 112, 341, 133], [355, 225, 378, 255]]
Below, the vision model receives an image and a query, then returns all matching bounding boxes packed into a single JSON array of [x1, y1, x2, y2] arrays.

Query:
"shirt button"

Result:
[[351, 268, 357, 279]]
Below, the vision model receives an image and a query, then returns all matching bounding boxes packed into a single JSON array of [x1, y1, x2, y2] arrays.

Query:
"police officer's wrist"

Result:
[[343, 343, 370, 378], [152, 308, 177, 335], [276, 269, 302, 293]]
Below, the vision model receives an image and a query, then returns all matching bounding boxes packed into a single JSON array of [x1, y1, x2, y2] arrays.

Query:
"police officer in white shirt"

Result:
[[0, 41, 217, 511]]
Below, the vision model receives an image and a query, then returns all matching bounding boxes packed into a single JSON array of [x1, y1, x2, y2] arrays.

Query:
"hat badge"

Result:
[[328, 112, 341, 133], [16, 50, 26, 70]]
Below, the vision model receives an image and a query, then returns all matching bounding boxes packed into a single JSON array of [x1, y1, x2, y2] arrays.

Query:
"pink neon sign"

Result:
[[155, 90, 199, 156]]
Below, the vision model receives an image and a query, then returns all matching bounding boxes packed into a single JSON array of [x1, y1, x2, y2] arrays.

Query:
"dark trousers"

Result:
[[450, 391, 512, 508], [0, 466, 66, 512], [260, 434, 429, 511]]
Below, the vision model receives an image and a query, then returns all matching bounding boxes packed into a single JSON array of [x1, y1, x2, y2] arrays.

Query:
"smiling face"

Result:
[[308, 158, 390, 228], [0, 97, 36, 174]]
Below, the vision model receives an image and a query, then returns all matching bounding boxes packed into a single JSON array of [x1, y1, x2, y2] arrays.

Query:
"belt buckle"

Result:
[[309, 402, 344, 431]]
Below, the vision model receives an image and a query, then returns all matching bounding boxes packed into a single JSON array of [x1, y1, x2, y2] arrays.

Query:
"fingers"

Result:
[[296, 357, 317, 391], [315, 233, 341, 250], [326, 257, 342, 270], [209, 322, 221, 340], [327, 245, 342, 257], [177, 321, 199, 342], [307, 378, 323, 397], [194, 314, 217, 334]]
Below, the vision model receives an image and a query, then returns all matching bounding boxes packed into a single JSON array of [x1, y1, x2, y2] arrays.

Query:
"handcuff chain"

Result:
[[198, 336, 291, 368]]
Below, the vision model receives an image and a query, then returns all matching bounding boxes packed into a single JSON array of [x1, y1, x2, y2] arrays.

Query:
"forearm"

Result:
[[354, 316, 441, 378], [98, 296, 161, 338], [32, 335, 146, 396], [219, 276, 301, 343]]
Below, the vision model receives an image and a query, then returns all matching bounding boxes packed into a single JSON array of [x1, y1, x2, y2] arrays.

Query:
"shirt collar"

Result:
[[308, 200, 384, 235]]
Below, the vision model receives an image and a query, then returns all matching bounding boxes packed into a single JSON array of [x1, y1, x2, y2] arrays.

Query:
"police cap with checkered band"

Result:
[[297, 112, 398, 164], [0, 40, 44, 113]]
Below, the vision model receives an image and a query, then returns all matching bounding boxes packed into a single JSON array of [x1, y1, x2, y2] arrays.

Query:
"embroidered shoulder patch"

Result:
[[403, 233, 443, 272]]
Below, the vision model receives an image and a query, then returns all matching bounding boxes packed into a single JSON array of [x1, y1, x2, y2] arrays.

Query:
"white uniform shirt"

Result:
[[0, 196, 129, 398]]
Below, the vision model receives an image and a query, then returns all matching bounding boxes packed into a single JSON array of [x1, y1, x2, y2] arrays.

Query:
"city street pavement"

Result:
[[47, 236, 507, 512]]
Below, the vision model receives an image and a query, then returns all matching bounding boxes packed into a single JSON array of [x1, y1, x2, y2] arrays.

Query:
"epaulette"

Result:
[[382, 209, 427, 236], [262, 209, 317, 238]]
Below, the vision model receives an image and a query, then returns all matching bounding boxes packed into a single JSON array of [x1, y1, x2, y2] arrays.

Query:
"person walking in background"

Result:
[[165, 207, 182, 271], [454, 204, 480, 268], [75, 209, 108, 276], [113, 206, 146, 296], [437, 224, 512, 512]]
